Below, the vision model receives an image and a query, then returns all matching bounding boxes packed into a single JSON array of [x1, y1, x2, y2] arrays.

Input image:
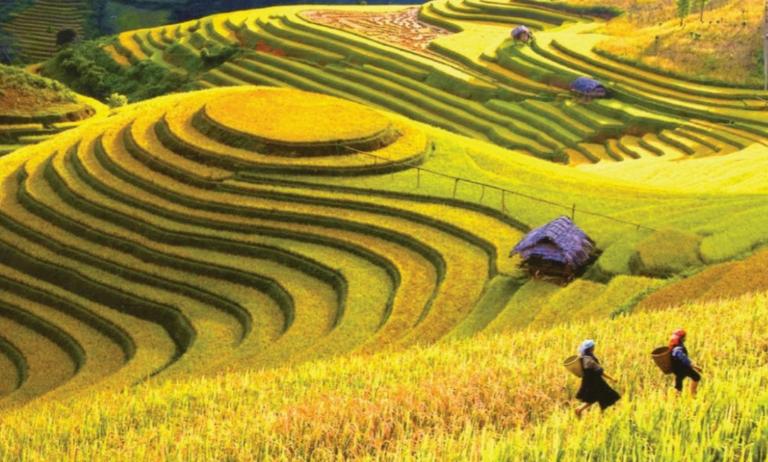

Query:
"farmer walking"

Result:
[[574, 339, 621, 418], [669, 328, 702, 396]]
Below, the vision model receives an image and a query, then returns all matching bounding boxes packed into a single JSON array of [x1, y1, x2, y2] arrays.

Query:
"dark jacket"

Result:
[[671, 343, 694, 374]]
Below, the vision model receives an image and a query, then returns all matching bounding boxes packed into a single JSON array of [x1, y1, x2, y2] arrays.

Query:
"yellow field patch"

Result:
[[204, 87, 393, 145]]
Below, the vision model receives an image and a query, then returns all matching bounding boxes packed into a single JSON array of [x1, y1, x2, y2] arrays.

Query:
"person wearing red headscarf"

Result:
[[669, 328, 701, 396]]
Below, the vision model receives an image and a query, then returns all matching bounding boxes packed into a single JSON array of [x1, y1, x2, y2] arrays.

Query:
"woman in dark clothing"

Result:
[[575, 339, 620, 417], [669, 328, 702, 396]]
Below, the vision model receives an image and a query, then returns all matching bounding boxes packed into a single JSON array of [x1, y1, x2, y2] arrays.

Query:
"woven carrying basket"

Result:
[[563, 355, 583, 378], [651, 346, 673, 374]]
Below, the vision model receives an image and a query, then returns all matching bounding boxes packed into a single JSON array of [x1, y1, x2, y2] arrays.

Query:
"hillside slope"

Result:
[[2, 0, 90, 63], [0, 84, 764, 408], [0, 64, 106, 156], [596, 0, 765, 87], [38, 1, 768, 172]]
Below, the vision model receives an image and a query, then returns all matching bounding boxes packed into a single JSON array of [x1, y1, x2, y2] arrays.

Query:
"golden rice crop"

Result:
[[117, 33, 149, 61], [528, 279, 606, 329], [87, 110, 493, 347], [1, 290, 765, 460], [0, 262, 176, 395], [230, 179, 525, 274], [0, 289, 124, 398], [24, 152, 266, 376], [635, 263, 733, 312], [577, 275, 664, 319], [69, 114, 441, 354], [204, 87, 392, 143], [161, 89, 426, 169], [0, 314, 74, 405], [484, 280, 561, 333], [129, 112, 233, 180], [53, 140, 342, 369], [207, 17, 237, 42], [0, 355, 17, 397], [104, 44, 131, 67], [699, 249, 768, 300], [22, 154, 281, 333], [637, 248, 768, 312], [91, 122, 450, 346], [631, 228, 703, 277]]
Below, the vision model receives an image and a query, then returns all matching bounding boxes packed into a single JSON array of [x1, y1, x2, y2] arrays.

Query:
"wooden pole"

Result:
[[501, 190, 506, 212]]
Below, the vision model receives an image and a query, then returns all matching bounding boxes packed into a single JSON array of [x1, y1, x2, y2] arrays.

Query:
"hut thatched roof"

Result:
[[512, 25, 532, 39], [570, 76, 606, 94], [512, 216, 595, 268]]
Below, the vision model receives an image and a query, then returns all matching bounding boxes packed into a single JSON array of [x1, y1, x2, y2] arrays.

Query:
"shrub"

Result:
[[629, 228, 703, 277], [105, 92, 128, 108], [200, 44, 240, 69]]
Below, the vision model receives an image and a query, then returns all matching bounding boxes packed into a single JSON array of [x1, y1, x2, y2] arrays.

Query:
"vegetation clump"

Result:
[[630, 229, 703, 277], [41, 40, 189, 102], [0, 64, 77, 117]]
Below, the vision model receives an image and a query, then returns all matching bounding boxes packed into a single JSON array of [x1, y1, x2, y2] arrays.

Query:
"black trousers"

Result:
[[674, 367, 701, 391]]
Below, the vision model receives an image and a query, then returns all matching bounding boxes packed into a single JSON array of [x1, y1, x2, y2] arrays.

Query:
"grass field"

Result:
[[597, 0, 764, 87]]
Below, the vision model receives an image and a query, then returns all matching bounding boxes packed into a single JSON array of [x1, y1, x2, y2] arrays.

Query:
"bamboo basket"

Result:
[[651, 346, 672, 374], [563, 355, 583, 378]]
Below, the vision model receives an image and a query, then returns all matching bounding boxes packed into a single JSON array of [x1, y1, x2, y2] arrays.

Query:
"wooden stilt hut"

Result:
[[510, 216, 596, 283]]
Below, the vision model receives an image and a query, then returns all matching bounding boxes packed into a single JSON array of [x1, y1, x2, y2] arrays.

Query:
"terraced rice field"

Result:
[[2, 0, 89, 63], [0, 86, 547, 405], [0, 93, 106, 158], [0, 63, 108, 158], [1, 80, 766, 411], [1, 4, 766, 455], [96, 1, 767, 169]]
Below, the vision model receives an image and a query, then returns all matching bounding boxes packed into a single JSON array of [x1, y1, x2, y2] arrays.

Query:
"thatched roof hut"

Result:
[[570, 76, 608, 99], [511, 25, 533, 43], [510, 216, 596, 282]]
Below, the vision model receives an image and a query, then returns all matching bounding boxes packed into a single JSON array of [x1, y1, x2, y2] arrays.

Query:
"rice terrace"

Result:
[[0, 0, 767, 459]]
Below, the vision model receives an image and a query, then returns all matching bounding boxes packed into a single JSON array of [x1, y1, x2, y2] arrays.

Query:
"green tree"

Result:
[[677, 0, 691, 26]]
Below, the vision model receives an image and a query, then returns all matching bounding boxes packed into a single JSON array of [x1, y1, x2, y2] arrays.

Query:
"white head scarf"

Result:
[[578, 339, 595, 356]]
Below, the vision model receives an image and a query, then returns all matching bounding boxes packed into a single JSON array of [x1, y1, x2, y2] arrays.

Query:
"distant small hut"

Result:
[[511, 25, 533, 43], [510, 216, 596, 283], [570, 76, 608, 100]]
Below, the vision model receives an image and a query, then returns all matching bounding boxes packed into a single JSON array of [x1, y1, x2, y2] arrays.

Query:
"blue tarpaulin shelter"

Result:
[[570, 77, 608, 98], [511, 216, 595, 281]]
